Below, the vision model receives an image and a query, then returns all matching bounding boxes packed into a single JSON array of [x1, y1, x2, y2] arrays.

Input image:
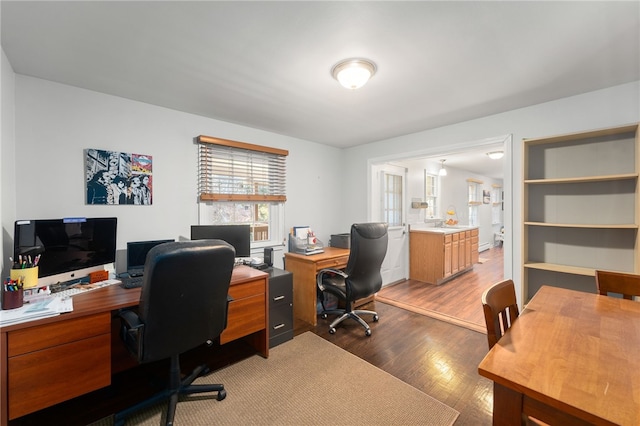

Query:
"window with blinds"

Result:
[[197, 135, 288, 246], [197, 135, 287, 202]]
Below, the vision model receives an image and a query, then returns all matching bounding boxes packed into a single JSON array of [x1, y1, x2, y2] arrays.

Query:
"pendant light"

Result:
[[438, 160, 447, 176]]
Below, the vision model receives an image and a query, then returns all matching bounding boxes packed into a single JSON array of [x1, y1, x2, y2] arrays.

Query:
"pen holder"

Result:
[[10, 267, 39, 289], [2, 288, 24, 310]]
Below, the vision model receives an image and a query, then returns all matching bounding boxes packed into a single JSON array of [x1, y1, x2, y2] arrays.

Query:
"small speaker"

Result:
[[264, 247, 273, 267]]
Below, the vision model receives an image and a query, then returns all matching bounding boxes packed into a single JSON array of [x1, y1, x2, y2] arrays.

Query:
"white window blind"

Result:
[[197, 135, 288, 203]]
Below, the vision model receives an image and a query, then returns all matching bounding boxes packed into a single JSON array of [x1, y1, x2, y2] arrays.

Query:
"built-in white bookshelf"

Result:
[[522, 123, 639, 300]]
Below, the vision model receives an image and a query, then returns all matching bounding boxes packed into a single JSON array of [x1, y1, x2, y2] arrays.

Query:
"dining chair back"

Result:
[[595, 270, 640, 300], [481, 279, 520, 349]]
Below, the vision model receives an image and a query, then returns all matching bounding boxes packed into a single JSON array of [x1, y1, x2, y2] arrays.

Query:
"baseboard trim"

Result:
[[375, 296, 487, 334]]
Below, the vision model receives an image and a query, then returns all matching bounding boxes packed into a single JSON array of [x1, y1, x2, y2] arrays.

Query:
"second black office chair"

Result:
[[317, 222, 388, 336], [114, 239, 235, 426]]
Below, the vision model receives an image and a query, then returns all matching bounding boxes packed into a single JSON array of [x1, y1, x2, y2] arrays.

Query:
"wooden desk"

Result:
[[478, 286, 640, 425], [285, 247, 350, 326], [0, 265, 268, 425]]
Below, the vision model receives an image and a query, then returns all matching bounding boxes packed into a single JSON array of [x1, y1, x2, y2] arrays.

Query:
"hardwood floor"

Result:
[[297, 302, 494, 425], [297, 248, 505, 425], [377, 246, 504, 332]]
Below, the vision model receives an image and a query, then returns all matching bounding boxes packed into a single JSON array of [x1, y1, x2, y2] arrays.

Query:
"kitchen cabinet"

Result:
[[409, 227, 478, 285]]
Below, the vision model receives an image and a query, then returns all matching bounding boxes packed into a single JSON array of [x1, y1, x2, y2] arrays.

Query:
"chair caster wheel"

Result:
[[321, 313, 328, 319], [217, 389, 227, 401], [373, 315, 379, 322], [365, 329, 372, 336], [329, 327, 336, 334]]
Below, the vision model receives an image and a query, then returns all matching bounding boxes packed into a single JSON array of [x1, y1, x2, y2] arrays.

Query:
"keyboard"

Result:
[[121, 275, 144, 289], [53, 279, 121, 299]]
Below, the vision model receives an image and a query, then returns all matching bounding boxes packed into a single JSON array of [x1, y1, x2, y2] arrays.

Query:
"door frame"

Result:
[[370, 163, 408, 285], [367, 134, 514, 294]]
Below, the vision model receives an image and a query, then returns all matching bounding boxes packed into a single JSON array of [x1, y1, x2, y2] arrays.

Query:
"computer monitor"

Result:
[[126, 239, 174, 276], [190, 225, 251, 258], [13, 217, 117, 287]]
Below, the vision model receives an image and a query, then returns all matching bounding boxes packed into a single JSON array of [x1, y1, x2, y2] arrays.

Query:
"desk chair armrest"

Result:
[[118, 309, 145, 358], [317, 268, 348, 291], [223, 294, 233, 330]]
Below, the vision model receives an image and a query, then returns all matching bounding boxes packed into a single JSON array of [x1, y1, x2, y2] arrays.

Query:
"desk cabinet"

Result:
[[0, 266, 269, 426], [285, 247, 350, 326], [221, 275, 267, 348], [267, 268, 293, 348], [7, 312, 111, 420]]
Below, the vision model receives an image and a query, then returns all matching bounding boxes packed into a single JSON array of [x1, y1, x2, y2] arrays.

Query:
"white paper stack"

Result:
[[0, 296, 73, 326]]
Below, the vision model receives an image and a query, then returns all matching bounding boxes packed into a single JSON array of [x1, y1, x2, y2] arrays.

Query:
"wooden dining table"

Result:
[[478, 285, 640, 426]]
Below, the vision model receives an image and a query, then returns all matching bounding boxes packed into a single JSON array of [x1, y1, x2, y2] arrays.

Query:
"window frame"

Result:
[[197, 135, 288, 249], [424, 170, 439, 218]]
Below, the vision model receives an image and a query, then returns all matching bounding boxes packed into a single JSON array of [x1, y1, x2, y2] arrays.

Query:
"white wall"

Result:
[[1, 49, 16, 275], [5, 74, 345, 276], [342, 81, 640, 306], [402, 158, 503, 248]]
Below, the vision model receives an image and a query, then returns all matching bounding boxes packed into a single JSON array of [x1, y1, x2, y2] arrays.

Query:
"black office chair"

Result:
[[114, 240, 235, 426], [317, 222, 388, 336]]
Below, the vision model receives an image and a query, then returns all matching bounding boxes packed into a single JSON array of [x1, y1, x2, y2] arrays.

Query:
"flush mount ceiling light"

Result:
[[331, 58, 377, 90], [438, 159, 447, 176], [487, 151, 504, 160]]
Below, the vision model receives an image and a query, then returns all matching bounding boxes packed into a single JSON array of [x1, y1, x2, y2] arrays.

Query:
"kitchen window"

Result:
[[424, 171, 438, 218]]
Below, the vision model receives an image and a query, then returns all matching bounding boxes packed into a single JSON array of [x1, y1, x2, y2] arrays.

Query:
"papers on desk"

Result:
[[289, 232, 324, 255], [0, 296, 73, 326]]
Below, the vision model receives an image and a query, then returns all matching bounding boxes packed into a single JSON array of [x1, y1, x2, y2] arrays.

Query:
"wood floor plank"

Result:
[[303, 301, 494, 425], [376, 246, 504, 331]]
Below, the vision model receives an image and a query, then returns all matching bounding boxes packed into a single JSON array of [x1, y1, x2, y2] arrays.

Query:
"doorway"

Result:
[[370, 135, 513, 322]]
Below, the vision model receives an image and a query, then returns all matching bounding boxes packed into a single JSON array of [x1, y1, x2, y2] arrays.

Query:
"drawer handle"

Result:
[[273, 323, 285, 330], [273, 295, 285, 301]]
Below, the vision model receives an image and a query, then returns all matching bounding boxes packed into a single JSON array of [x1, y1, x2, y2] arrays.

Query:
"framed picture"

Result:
[[85, 149, 153, 205], [483, 190, 490, 204]]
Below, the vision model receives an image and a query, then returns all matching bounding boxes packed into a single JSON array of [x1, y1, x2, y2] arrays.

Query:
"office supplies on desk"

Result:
[[330, 233, 351, 248], [264, 247, 273, 266], [288, 233, 324, 255], [51, 279, 121, 298], [2, 287, 23, 310], [0, 296, 72, 326], [10, 265, 39, 289]]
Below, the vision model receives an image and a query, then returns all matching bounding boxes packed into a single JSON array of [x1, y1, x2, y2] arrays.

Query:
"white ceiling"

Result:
[[2, 1, 639, 179]]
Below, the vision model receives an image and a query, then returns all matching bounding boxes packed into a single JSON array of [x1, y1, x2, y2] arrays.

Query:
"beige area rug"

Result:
[[477, 257, 489, 264], [92, 332, 459, 425]]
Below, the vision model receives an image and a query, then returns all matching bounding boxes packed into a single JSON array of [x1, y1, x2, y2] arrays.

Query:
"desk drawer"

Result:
[[221, 293, 266, 344], [8, 332, 111, 419], [316, 255, 349, 270], [8, 312, 111, 357], [221, 278, 266, 344], [228, 279, 264, 300], [270, 304, 293, 332]]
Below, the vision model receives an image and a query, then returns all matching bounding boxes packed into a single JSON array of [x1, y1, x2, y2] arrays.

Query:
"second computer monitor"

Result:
[[190, 224, 251, 258]]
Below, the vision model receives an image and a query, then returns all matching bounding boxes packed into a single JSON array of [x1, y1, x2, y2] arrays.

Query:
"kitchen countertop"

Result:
[[409, 225, 478, 234]]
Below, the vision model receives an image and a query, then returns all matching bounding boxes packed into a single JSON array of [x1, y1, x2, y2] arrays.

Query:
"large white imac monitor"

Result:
[[13, 217, 117, 287]]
